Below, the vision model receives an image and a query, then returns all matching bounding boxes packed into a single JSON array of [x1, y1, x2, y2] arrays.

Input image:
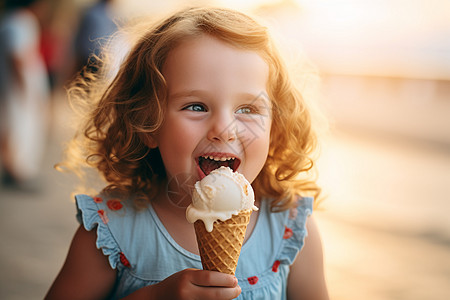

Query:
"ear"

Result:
[[139, 133, 158, 149]]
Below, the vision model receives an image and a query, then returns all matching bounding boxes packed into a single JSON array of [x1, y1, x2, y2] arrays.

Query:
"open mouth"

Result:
[[198, 155, 241, 178]]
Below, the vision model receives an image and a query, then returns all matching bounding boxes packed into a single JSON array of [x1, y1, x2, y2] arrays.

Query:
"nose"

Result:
[[207, 112, 237, 143]]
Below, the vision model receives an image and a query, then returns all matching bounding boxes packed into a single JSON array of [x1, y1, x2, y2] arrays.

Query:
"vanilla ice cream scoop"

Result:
[[186, 166, 258, 232]]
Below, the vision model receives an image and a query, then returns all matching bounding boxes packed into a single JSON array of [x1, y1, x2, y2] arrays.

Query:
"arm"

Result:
[[287, 216, 329, 300], [45, 225, 117, 300]]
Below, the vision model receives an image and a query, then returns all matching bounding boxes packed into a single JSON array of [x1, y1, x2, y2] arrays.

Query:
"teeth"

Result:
[[201, 155, 235, 161]]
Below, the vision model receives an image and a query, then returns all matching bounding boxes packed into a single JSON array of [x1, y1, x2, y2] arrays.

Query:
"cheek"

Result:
[[240, 118, 271, 151], [156, 117, 204, 174], [240, 119, 271, 181], [252, 127, 271, 162], [158, 116, 195, 149]]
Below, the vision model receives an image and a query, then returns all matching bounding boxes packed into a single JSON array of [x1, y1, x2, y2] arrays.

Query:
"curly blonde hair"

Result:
[[62, 6, 322, 211]]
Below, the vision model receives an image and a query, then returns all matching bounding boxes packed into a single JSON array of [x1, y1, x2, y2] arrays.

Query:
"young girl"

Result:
[[46, 6, 329, 300]]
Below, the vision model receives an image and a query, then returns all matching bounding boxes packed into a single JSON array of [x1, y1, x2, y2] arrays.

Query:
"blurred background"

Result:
[[0, 0, 449, 299]]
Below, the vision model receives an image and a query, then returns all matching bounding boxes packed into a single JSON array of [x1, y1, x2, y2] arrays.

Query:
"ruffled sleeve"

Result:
[[278, 196, 313, 265], [75, 194, 121, 269]]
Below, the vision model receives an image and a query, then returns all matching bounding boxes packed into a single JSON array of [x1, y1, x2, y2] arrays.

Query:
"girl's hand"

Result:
[[124, 268, 241, 300], [154, 268, 241, 300]]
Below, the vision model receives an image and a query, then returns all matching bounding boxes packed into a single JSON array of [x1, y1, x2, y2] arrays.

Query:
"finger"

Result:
[[192, 285, 242, 300], [190, 270, 238, 288]]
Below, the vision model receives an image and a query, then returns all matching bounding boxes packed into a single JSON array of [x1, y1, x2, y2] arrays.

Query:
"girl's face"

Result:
[[154, 34, 272, 194]]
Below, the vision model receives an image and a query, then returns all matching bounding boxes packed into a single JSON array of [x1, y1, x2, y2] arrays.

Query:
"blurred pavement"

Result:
[[315, 130, 450, 300], [0, 96, 78, 300]]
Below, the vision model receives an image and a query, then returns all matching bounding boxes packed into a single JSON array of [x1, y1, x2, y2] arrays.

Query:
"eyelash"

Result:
[[236, 105, 259, 114], [182, 103, 207, 112]]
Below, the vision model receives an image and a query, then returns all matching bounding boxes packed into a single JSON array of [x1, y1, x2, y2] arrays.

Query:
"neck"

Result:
[[152, 187, 190, 216]]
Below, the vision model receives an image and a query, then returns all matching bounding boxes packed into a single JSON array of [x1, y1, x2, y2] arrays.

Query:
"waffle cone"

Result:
[[194, 209, 252, 275]]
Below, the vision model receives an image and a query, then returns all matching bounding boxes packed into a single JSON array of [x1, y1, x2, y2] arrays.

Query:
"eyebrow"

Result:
[[169, 89, 211, 100], [169, 89, 270, 104]]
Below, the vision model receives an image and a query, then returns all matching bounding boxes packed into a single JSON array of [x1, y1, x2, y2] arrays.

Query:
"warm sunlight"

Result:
[[285, 0, 450, 79], [116, 0, 450, 79]]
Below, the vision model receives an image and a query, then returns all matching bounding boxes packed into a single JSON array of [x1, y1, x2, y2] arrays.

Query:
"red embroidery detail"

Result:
[[120, 252, 131, 268], [283, 226, 293, 239], [93, 197, 103, 203], [272, 260, 281, 272], [107, 199, 123, 211], [247, 276, 258, 285], [98, 209, 109, 224]]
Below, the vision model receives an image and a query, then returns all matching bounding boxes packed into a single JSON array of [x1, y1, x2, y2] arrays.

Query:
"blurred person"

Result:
[[0, 0, 50, 188], [46, 7, 329, 300], [37, 0, 68, 92], [73, 0, 118, 75]]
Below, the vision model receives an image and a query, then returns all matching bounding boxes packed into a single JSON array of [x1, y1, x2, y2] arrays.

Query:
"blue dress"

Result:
[[75, 194, 313, 299]]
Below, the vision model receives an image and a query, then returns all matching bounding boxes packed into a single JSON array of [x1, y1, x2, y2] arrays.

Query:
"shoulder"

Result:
[[75, 194, 140, 269], [75, 194, 193, 281], [287, 216, 329, 299], [45, 225, 116, 299]]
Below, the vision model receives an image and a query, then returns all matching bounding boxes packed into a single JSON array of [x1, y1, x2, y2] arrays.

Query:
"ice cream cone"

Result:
[[194, 209, 252, 275]]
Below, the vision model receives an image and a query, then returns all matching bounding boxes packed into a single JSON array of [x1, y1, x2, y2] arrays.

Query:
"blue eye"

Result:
[[236, 106, 257, 114], [183, 104, 207, 112]]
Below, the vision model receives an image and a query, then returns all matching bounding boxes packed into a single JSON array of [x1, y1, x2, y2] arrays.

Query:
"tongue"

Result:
[[199, 159, 231, 176]]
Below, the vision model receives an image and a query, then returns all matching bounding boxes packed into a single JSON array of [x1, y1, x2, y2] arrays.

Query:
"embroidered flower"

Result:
[[272, 260, 281, 272], [120, 252, 131, 268], [93, 196, 103, 203], [247, 276, 259, 285], [98, 209, 109, 224], [107, 199, 123, 211], [283, 226, 293, 239]]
